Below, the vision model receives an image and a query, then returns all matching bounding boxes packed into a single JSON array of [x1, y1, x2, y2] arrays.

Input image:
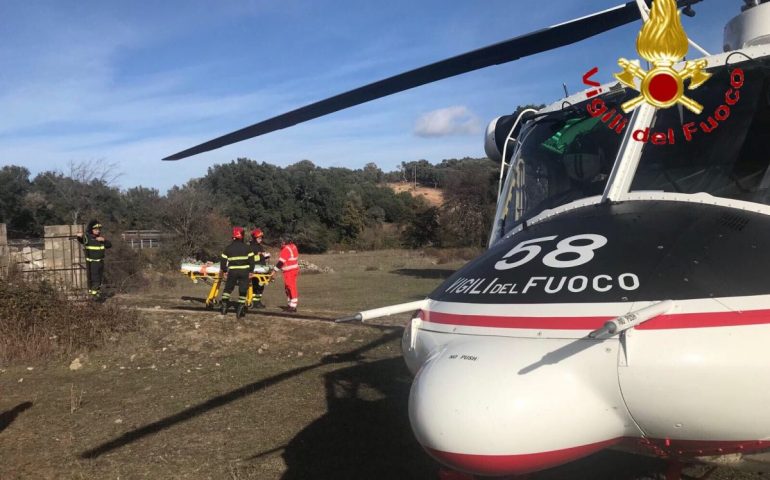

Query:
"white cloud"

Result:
[[413, 106, 481, 138]]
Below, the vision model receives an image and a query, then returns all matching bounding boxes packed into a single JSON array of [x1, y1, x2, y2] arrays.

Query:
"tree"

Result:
[[440, 160, 498, 247], [0, 166, 34, 236], [122, 187, 162, 229], [361, 162, 383, 183], [339, 191, 365, 240], [31, 159, 123, 226], [400, 159, 439, 188], [402, 207, 441, 248], [159, 181, 229, 263]]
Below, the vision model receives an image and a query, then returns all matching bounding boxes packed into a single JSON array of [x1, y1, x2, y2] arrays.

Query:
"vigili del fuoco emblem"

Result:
[[615, 0, 711, 113]]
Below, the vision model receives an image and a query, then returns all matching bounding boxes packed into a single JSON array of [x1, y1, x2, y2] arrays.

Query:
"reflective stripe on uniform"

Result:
[[282, 264, 299, 271], [228, 255, 252, 261], [85, 246, 105, 250], [228, 265, 251, 270], [86, 258, 102, 262]]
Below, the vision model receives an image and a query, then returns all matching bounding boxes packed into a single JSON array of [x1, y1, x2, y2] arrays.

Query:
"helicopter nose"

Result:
[[408, 337, 628, 476]]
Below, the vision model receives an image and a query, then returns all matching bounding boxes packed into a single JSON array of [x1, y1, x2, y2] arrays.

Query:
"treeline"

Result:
[[0, 156, 499, 260]]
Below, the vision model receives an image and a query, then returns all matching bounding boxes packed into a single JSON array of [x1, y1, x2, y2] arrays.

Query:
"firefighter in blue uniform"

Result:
[[219, 227, 255, 318], [76, 220, 112, 300]]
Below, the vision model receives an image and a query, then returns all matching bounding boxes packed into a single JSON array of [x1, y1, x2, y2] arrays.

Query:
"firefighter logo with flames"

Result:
[[614, 0, 711, 114]]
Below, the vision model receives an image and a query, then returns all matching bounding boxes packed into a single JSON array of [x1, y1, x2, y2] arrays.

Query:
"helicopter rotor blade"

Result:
[[164, 0, 702, 161]]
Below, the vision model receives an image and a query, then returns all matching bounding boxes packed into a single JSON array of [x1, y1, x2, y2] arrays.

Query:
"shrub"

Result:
[[104, 235, 149, 293], [0, 277, 141, 363]]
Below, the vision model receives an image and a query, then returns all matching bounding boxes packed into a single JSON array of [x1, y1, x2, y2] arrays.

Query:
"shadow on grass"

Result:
[[391, 268, 455, 279], [171, 301, 340, 323], [0, 402, 33, 434], [273, 357, 439, 480], [180, 296, 206, 304], [79, 330, 403, 459]]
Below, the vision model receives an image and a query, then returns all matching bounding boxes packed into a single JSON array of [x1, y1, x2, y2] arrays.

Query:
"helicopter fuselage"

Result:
[[400, 39, 770, 476], [403, 197, 770, 475]]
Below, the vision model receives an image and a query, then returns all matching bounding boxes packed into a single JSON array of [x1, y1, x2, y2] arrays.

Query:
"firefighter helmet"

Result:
[[86, 219, 102, 233], [251, 228, 263, 239], [232, 227, 244, 239]]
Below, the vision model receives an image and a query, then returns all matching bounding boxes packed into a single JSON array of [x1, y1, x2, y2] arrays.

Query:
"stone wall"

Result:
[[43, 225, 86, 289]]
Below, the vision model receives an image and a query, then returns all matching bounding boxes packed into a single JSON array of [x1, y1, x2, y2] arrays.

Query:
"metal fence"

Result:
[[121, 230, 163, 249]]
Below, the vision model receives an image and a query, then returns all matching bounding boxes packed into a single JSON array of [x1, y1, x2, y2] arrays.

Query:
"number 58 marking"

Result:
[[494, 234, 608, 270]]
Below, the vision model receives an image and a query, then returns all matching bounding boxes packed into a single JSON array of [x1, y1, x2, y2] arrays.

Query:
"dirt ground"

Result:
[[0, 251, 767, 479]]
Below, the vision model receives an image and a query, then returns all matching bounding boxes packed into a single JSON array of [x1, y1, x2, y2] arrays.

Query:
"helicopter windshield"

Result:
[[631, 58, 770, 202], [499, 89, 635, 233]]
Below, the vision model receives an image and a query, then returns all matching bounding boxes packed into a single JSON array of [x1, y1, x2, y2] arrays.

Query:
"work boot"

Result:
[[253, 301, 266, 309], [236, 304, 246, 318], [220, 301, 229, 316]]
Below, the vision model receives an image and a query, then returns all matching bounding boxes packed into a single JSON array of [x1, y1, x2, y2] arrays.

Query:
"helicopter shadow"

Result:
[[255, 357, 440, 480], [179, 295, 206, 305], [0, 401, 33, 434], [173, 300, 337, 322], [79, 330, 403, 459], [518, 337, 603, 375]]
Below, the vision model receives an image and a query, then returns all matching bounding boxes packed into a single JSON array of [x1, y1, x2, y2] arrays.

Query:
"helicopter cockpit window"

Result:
[[631, 59, 770, 203], [500, 90, 633, 234]]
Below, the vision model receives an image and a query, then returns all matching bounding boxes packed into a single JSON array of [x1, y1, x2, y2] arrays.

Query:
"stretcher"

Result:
[[180, 262, 274, 308]]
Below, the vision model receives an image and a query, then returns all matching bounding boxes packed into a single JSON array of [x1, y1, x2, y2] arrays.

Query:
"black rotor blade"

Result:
[[164, 0, 701, 161]]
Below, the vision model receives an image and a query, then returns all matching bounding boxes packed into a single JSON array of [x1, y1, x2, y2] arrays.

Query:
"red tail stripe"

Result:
[[421, 308, 770, 330]]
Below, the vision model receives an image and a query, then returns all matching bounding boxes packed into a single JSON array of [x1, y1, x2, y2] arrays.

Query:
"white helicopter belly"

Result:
[[619, 323, 770, 451], [407, 334, 632, 475], [403, 297, 770, 475]]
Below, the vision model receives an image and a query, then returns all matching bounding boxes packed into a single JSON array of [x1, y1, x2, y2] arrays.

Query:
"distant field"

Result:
[[387, 182, 444, 207]]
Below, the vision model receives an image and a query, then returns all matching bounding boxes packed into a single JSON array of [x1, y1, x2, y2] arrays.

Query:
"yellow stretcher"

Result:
[[180, 262, 273, 308]]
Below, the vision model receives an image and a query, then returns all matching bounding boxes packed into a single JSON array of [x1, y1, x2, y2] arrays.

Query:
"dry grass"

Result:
[[70, 384, 85, 414], [386, 182, 444, 206], [0, 277, 142, 363], [422, 246, 483, 264]]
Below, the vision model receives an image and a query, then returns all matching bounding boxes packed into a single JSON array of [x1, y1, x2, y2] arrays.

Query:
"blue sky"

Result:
[[0, 0, 736, 192]]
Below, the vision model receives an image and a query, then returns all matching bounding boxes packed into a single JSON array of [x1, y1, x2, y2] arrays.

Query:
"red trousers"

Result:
[[283, 269, 299, 307]]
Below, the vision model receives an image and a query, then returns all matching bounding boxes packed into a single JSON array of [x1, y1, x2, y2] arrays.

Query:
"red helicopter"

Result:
[[166, 1, 770, 478]]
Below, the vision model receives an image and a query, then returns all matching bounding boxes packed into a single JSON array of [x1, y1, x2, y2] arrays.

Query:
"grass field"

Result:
[[0, 250, 764, 479]]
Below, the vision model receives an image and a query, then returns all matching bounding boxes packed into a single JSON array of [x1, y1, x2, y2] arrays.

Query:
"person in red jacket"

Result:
[[273, 236, 299, 312]]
